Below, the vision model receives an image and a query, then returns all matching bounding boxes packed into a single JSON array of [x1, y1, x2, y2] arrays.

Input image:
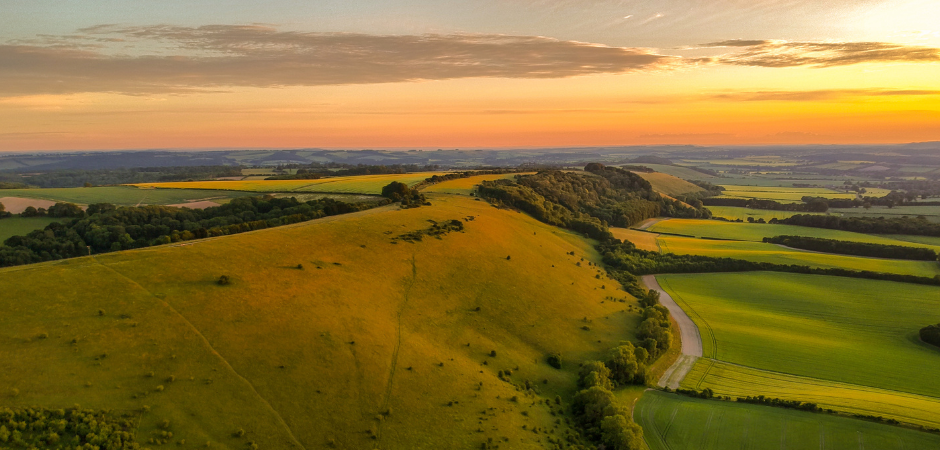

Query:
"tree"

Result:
[[607, 344, 639, 385], [571, 386, 617, 429], [579, 361, 613, 390], [600, 414, 644, 450], [381, 181, 411, 200]]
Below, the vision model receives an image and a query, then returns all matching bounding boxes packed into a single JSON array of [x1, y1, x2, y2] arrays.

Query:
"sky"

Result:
[[1, 0, 939, 151]]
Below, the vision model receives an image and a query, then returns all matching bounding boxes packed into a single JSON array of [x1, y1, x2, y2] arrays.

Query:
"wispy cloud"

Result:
[[0, 25, 682, 97], [2, 25, 940, 97], [705, 39, 940, 67], [709, 88, 940, 102]]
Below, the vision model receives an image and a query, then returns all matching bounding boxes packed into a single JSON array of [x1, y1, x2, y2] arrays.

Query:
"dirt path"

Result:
[[642, 275, 703, 389], [635, 218, 667, 230]]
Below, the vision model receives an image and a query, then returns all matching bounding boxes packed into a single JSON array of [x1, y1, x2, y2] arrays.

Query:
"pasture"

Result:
[[0, 194, 642, 449], [648, 218, 940, 250], [0, 186, 254, 207], [831, 205, 940, 223], [631, 172, 705, 196], [0, 216, 61, 241], [681, 360, 940, 428], [611, 227, 661, 252], [656, 235, 940, 277], [636, 390, 940, 449], [624, 164, 719, 180], [656, 272, 940, 400], [706, 206, 820, 222], [133, 172, 450, 194]]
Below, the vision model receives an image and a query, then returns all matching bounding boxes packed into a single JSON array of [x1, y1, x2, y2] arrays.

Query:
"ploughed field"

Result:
[[636, 390, 940, 450], [657, 272, 940, 427], [0, 194, 644, 449]]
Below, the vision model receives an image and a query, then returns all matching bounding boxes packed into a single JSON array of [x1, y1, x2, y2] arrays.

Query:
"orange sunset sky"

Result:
[[1, 0, 939, 150]]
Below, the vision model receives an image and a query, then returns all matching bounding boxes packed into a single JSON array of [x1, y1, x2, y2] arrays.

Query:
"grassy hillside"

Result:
[[0, 216, 61, 241], [648, 218, 940, 251], [0, 194, 644, 449], [631, 172, 704, 197], [610, 228, 660, 252], [133, 172, 449, 194], [656, 236, 940, 277], [637, 390, 940, 449], [657, 272, 940, 399]]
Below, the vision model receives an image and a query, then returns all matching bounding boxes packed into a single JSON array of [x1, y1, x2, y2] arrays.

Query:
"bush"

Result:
[[922, 324, 940, 348], [547, 353, 562, 369], [217, 275, 231, 286]]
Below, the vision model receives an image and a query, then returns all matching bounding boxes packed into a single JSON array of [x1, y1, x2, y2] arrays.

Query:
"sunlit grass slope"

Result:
[[649, 218, 940, 251], [681, 360, 940, 428], [657, 272, 940, 399], [632, 172, 704, 197], [636, 390, 940, 449], [610, 228, 660, 252], [656, 236, 940, 277], [133, 172, 449, 194], [0, 186, 254, 206], [0, 194, 643, 449]]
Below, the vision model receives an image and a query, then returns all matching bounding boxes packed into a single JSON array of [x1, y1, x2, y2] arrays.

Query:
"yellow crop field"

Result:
[[423, 173, 532, 195], [632, 172, 705, 196], [681, 359, 940, 428], [610, 227, 661, 252], [133, 172, 450, 194], [706, 206, 820, 222], [657, 235, 940, 277], [719, 185, 857, 203], [0, 195, 644, 449]]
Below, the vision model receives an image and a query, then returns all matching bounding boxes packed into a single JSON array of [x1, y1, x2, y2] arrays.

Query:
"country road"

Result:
[[642, 274, 703, 389]]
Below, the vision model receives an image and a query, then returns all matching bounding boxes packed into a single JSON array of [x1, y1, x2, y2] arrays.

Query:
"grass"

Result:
[[681, 360, 940, 428], [0, 216, 61, 241], [0, 194, 645, 449], [0, 186, 255, 206], [832, 205, 940, 223], [422, 173, 531, 195], [648, 218, 940, 251], [636, 390, 940, 449], [611, 228, 660, 252], [657, 272, 940, 400], [656, 235, 940, 277], [884, 234, 940, 246], [133, 172, 450, 194], [624, 164, 719, 180], [718, 185, 856, 203], [706, 206, 820, 222], [631, 172, 704, 196]]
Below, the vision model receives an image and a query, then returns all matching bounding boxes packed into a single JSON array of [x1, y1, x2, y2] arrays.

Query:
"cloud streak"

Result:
[[1, 25, 939, 97], [706, 39, 940, 67]]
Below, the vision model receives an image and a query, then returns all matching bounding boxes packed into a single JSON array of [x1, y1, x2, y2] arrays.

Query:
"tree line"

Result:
[[703, 197, 829, 212], [0, 196, 374, 268], [778, 214, 940, 237], [265, 163, 441, 180], [763, 235, 937, 261]]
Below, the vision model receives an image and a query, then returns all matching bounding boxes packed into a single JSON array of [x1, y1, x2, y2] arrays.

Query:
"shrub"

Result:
[[217, 275, 231, 286], [547, 353, 562, 369], [922, 324, 940, 348]]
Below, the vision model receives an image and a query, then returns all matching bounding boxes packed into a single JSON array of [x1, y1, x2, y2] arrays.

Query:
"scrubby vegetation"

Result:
[[922, 324, 940, 348], [478, 165, 709, 241], [0, 196, 373, 267], [392, 219, 465, 243], [763, 235, 938, 260], [381, 181, 428, 208], [0, 406, 141, 449]]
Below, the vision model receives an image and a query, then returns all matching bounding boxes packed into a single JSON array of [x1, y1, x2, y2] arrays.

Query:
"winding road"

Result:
[[642, 275, 703, 389]]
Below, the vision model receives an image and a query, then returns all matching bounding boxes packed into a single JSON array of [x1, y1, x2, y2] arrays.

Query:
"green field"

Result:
[[657, 272, 940, 400], [648, 218, 940, 251], [719, 185, 857, 203], [0, 216, 61, 241], [134, 172, 449, 194], [637, 390, 940, 449], [625, 164, 719, 180], [832, 205, 940, 223], [422, 173, 527, 195], [0, 186, 255, 206], [657, 236, 940, 277], [681, 359, 940, 428], [0, 194, 642, 449], [707, 206, 820, 222]]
